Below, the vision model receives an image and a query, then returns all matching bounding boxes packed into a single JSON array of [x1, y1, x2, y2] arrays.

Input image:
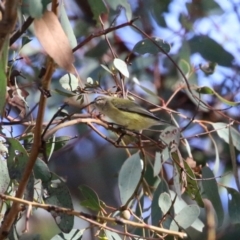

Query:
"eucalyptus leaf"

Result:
[[79, 185, 103, 211], [170, 205, 200, 230], [60, 3, 77, 48], [159, 192, 172, 214], [160, 126, 180, 152], [105, 230, 122, 240], [197, 86, 240, 106], [189, 35, 234, 67], [113, 58, 129, 78], [51, 228, 85, 240], [173, 162, 182, 199], [226, 187, 240, 224], [118, 152, 142, 205], [88, 0, 107, 23], [0, 34, 8, 115], [54, 88, 76, 97], [183, 161, 204, 208], [151, 179, 170, 226], [212, 122, 240, 151], [153, 152, 162, 177], [59, 73, 78, 91], [150, 0, 171, 27], [202, 166, 224, 227], [21, 0, 44, 18], [229, 127, 240, 191], [105, 0, 132, 20], [169, 190, 204, 232], [33, 158, 51, 183], [133, 37, 171, 55], [43, 173, 74, 233]]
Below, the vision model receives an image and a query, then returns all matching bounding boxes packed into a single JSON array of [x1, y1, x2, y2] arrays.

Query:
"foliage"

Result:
[[0, 0, 240, 239]]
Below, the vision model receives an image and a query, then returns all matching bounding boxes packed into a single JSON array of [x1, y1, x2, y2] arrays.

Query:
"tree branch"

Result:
[[0, 0, 18, 53], [0, 60, 55, 239]]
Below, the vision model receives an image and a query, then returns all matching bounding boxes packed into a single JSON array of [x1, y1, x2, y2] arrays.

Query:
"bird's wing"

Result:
[[111, 98, 160, 121]]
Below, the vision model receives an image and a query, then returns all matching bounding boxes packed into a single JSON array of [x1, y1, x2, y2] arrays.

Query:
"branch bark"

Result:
[[0, 0, 18, 53]]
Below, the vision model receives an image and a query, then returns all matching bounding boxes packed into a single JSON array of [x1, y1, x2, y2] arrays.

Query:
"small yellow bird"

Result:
[[94, 95, 168, 131]]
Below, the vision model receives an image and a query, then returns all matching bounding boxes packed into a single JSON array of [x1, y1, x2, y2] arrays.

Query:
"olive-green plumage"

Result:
[[94, 96, 168, 130]]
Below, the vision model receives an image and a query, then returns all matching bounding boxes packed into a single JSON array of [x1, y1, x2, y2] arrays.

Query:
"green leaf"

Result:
[[105, 0, 132, 21], [33, 158, 51, 183], [21, 0, 51, 18], [178, 59, 209, 112], [183, 161, 204, 208], [160, 147, 171, 163], [202, 166, 224, 227], [170, 205, 200, 230], [105, 230, 122, 240], [21, 35, 32, 48], [51, 229, 85, 240], [169, 190, 204, 232], [60, 2, 77, 48], [22, 0, 43, 18], [186, 0, 223, 18], [7, 138, 29, 181], [201, 0, 223, 15], [79, 185, 102, 211], [158, 192, 172, 214], [153, 152, 162, 177], [88, 0, 108, 23], [188, 35, 234, 67], [118, 152, 142, 206], [160, 126, 180, 150], [18, 233, 42, 240], [229, 127, 240, 191], [85, 40, 108, 58], [209, 134, 220, 175], [178, 41, 191, 62], [150, 0, 171, 27], [0, 35, 8, 116], [113, 58, 129, 78], [100, 64, 114, 75], [179, 59, 191, 77], [151, 178, 170, 226], [132, 77, 159, 98], [54, 88, 76, 97], [211, 122, 240, 151], [197, 86, 240, 106], [133, 37, 171, 55], [173, 162, 181, 198], [59, 73, 78, 91], [0, 154, 10, 193], [226, 187, 240, 224], [46, 136, 71, 160], [7, 138, 34, 200], [43, 173, 74, 233]]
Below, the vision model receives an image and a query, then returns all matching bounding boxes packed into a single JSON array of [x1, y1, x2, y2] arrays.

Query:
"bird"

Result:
[[93, 95, 168, 131]]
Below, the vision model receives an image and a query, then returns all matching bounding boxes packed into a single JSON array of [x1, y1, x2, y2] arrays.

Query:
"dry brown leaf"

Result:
[[34, 11, 75, 73], [7, 85, 29, 119]]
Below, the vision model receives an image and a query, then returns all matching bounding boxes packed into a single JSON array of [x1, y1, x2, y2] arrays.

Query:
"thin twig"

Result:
[[10, 17, 34, 46], [72, 17, 139, 52], [0, 193, 187, 239]]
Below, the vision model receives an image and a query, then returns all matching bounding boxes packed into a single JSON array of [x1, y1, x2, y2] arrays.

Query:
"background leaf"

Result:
[[202, 166, 224, 227], [118, 152, 142, 205], [34, 11, 75, 73], [133, 37, 171, 55], [188, 35, 234, 67]]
